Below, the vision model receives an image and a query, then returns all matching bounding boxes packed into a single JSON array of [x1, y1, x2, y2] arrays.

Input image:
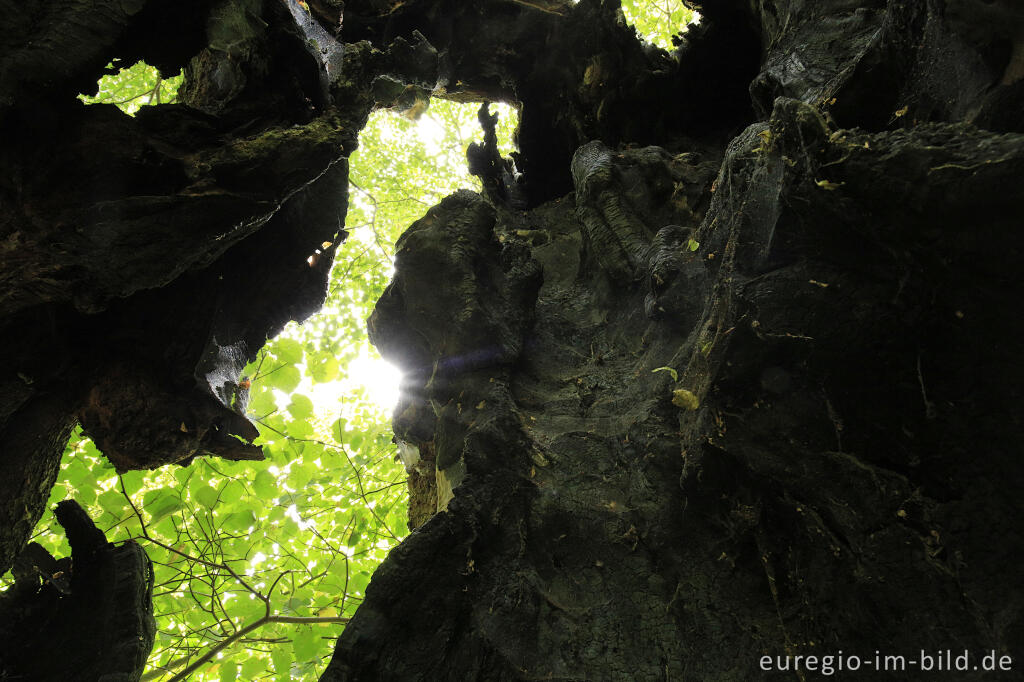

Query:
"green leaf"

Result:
[[249, 385, 278, 416], [223, 509, 258, 533], [219, 659, 239, 682], [271, 647, 292, 677], [265, 365, 302, 393], [286, 417, 314, 439], [97, 489, 125, 516], [235, 594, 268, 623], [143, 487, 170, 507], [219, 479, 245, 505], [287, 394, 315, 420], [263, 414, 289, 438], [185, 607, 208, 628], [268, 505, 287, 525], [120, 471, 145, 497], [619, 0, 696, 50], [292, 626, 321, 661], [74, 487, 97, 505], [309, 356, 339, 383], [148, 494, 183, 525], [272, 338, 304, 365], [288, 463, 313, 490], [253, 470, 277, 499], [350, 569, 371, 595], [194, 484, 220, 510], [331, 417, 346, 443], [346, 432, 365, 451], [173, 467, 193, 486], [47, 483, 67, 505], [152, 514, 180, 537], [64, 458, 94, 488], [266, 441, 292, 466], [241, 656, 266, 679]]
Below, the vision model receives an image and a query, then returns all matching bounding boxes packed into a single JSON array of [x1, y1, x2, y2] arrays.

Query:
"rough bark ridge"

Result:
[[0, 0, 1022, 679]]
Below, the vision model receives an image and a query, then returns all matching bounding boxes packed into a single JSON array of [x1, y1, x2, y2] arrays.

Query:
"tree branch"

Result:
[[145, 614, 350, 682]]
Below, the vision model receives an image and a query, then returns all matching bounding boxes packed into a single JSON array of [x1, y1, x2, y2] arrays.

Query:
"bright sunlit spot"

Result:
[[415, 114, 446, 155], [309, 351, 403, 417], [348, 353, 404, 409]]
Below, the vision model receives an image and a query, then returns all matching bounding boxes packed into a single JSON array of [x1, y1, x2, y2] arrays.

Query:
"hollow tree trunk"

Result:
[[326, 1, 1024, 680], [1, 0, 1022, 680]]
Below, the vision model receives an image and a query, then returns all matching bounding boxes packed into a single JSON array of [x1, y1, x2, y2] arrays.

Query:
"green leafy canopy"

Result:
[[620, 0, 699, 50], [78, 60, 183, 115]]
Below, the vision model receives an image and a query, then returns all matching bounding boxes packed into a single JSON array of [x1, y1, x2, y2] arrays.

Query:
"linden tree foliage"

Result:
[[0, 56, 519, 680], [619, 0, 698, 49], [27, 394, 406, 682], [78, 60, 184, 115]]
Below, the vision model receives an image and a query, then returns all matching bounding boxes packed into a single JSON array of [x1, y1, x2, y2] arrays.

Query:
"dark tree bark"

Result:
[[1, 0, 1022, 680], [0, 500, 155, 681]]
